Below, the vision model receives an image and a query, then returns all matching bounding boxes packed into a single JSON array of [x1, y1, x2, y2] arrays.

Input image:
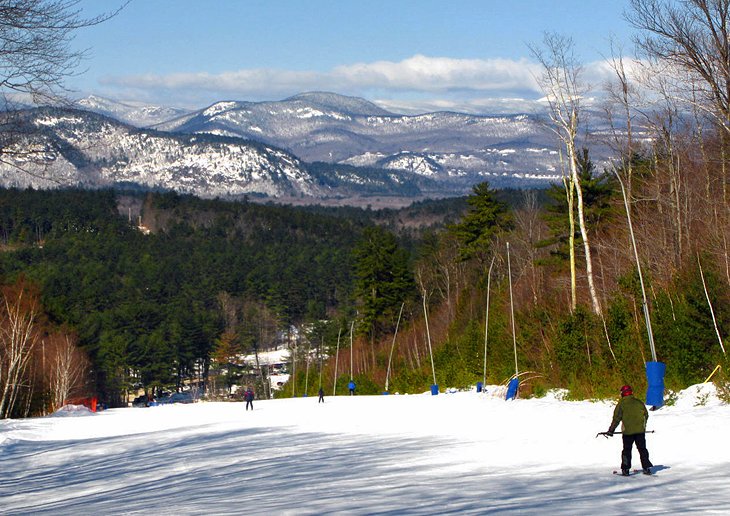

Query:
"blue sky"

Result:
[[69, 0, 636, 113]]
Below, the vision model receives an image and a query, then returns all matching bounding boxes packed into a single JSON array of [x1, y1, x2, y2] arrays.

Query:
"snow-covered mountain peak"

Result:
[[283, 91, 393, 116], [0, 107, 435, 199], [202, 101, 246, 118], [75, 95, 191, 128], [39, 91, 577, 196], [150, 92, 561, 184]]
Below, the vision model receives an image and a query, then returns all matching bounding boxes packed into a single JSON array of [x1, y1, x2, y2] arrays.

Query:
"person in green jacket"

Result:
[[607, 384, 653, 475]]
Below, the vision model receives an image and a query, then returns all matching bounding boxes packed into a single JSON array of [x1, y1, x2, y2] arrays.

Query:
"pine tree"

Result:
[[539, 149, 616, 268], [353, 226, 414, 343], [449, 181, 513, 263]]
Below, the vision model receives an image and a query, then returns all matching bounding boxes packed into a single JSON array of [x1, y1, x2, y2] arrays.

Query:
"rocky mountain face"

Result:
[[75, 96, 191, 128], [153, 92, 562, 186], [0, 107, 434, 199], [0, 92, 567, 201]]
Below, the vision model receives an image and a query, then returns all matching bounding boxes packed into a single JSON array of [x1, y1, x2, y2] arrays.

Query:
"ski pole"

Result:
[[596, 430, 655, 438]]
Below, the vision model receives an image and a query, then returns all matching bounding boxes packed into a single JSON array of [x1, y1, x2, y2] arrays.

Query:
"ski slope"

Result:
[[0, 383, 727, 515]]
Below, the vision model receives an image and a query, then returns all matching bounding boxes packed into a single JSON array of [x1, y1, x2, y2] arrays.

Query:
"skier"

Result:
[[348, 380, 356, 396], [244, 387, 254, 411], [606, 384, 653, 475], [318, 387, 325, 403]]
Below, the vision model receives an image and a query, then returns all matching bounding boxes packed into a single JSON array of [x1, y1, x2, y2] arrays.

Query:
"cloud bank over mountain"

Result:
[[95, 54, 619, 114]]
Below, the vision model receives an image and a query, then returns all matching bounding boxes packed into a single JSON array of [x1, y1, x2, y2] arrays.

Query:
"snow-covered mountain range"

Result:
[[0, 92, 566, 200], [154, 92, 562, 184], [0, 107, 434, 199], [75, 95, 191, 128]]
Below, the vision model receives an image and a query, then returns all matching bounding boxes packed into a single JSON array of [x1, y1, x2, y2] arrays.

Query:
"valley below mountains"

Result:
[[0, 92, 564, 203]]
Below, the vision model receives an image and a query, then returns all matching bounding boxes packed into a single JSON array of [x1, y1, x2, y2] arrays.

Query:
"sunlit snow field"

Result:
[[1, 384, 728, 515]]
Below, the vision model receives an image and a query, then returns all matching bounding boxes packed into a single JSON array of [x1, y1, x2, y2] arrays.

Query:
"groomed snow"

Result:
[[1, 384, 728, 515]]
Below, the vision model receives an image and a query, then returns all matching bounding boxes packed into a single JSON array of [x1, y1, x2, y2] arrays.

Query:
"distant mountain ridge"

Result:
[[76, 95, 191, 127], [152, 91, 561, 185], [0, 107, 437, 199], [284, 92, 394, 116], [76, 92, 561, 187], [0, 92, 566, 201]]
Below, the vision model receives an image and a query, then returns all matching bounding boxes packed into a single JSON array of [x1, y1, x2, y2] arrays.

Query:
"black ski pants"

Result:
[[621, 432, 652, 470], [245, 400, 253, 410]]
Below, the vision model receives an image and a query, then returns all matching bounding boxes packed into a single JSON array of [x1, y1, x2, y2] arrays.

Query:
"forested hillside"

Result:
[[0, 188, 479, 415], [1, 164, 728, 419], [0, 189, 369, 414]]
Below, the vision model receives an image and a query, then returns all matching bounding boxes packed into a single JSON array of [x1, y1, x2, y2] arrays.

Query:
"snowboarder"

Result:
[[348, 380, 356, 396], [318, 387, 324, 403], [244, 387, 254, 411], [606, 384, 653, 475]]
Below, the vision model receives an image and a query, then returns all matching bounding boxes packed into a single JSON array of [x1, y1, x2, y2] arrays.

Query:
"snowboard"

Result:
[[612, 469, 653, 476]]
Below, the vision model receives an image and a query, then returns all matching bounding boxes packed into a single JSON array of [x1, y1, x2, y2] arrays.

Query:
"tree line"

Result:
[[0, 188, 376, 414], [288, 0, 730, 399], [0, 185, 537, 414]]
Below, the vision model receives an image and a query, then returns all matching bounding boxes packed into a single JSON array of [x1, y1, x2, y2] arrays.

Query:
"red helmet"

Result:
[[620, 384, 633, 396]]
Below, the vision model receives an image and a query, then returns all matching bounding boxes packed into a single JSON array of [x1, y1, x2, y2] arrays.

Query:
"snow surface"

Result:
[[0, 384, 728, 515]]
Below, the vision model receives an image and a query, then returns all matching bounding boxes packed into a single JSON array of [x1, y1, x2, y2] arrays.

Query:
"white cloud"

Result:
[[331, 55, 541, 92], [373, 97, 544, 115], [93, 54, 624, 114], [96, 55, 542, 107]]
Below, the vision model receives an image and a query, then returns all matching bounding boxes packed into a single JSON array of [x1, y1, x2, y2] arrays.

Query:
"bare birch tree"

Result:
[[627, 0, 730, 206], [0, 0, 125, 104], [0, 0, 125, 178], [628, 0, 730, 130], [513, 190, 548, 307], [561, 151, 578, 311], [603, 40, 642, 202], [531, 33, 603, 315], [46, 333, 88, 411], [0, 282, 40, 419]]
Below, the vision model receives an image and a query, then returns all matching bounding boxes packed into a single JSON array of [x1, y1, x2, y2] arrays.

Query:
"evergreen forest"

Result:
[[0, 158, 728, 419]]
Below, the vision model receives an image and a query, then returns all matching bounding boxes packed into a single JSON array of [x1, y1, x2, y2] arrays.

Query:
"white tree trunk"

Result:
[[0, 289, 39, 419], [532, 32, 602, 316], [567, 138, 603, 316], [48, 335, 87, 411]]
